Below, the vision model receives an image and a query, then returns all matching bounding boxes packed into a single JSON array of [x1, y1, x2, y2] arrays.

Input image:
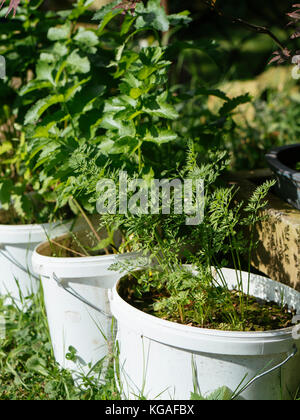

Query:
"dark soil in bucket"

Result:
[[41, 233, 113, 258], [39, 228, 126, 258], [118, 272, 296, 332]]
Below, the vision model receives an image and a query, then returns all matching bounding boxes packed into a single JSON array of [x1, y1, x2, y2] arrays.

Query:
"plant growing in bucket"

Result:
[[103, 146, 300, 400], [31, 211, 135, 382], [0, 1, 102, 306]]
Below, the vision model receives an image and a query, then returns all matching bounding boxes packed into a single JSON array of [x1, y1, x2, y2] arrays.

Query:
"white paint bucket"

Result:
[[32, 235, 133, 380], [0, 220, 73, 307], [109, 268, 300, 400]]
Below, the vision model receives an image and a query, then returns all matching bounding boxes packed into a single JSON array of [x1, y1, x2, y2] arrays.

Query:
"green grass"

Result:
[[0, 288, 120, 400], [0, 287, 299, 400]]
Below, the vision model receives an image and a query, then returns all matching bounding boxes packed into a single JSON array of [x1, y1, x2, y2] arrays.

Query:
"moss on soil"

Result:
[[119, 274, 296, 332]]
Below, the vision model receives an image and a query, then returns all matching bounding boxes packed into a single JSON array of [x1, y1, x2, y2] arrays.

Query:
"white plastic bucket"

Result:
[[32, 237, 133, 380], [110, 268, 300, 400], [0, 220, 74, 307]]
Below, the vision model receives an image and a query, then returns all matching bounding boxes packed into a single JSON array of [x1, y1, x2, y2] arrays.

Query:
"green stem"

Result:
[[138, 144, 142, 172], [154, 228, 172, 273], [71, 197, 110, 256], [229, 234, 244, 321], [246, 227, 254, 316]]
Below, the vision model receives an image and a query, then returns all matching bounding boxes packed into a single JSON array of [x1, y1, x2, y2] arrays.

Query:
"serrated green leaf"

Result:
[[11, 193, 33, 220], [104, 97, 127, 113], [36, 60, 55, 83], [0, 141, 13, 155], [32, 110, 68, 138], [97, 9, 123, 35], [92, 0, 119, 20], [24, 94, 64, 125], [144, 128, 177, 144], [74, 29, 99, 48], [219, 94, 251, 116], [0, 178, 13, 205], [101, 113, 136, 137], [66, 50, 90, 74], [137, 65, 157, 81], [100, 113, 122, 131], [64, 77, 90, 101], [48, 23, 71, 41], [19, 80, 52, 96], [52, 42, 69, 57], [120, 14, 136, 36], [143, 94, 178, 120], [195, 88, 229, 101], [98, 136, 139, 155], [135, 0, 169, 32], [168, 11, 192, 26], [25, 355, 49, 377]]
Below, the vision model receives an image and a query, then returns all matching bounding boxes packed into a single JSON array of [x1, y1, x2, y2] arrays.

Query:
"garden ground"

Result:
[[0, 287, 120, 400], [0, 286, 299, 401]]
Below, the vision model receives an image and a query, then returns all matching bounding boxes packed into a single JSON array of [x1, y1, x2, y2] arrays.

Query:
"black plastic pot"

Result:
[[265, 144, 300, 210]]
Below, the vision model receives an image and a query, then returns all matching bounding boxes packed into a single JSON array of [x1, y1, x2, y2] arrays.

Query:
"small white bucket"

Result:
[[110, 268, 300, 400], [0, 220, 74, 307], [32, 235, 133, 380]]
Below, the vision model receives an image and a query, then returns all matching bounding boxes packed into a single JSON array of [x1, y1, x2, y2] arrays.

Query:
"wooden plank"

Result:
[[227, 170, 300, 291]]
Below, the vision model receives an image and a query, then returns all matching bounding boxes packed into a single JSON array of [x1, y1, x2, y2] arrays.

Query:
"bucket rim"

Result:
[[0, 219, 74, 244], [110, 267, 300, 355]]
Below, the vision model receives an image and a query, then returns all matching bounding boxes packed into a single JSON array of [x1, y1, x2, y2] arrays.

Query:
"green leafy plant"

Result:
[[0, 289, 120, 400], [0, 0, 71, 223], [230, 89, 300, 170], [18, 0, 249, 227], [191, 386, 233, 401], [174, 86, 251, 162], [106, 145, 289, 332], [96, 45, 179, 173], [20, 0, 192, 222], [21, 1, 111, 214]]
